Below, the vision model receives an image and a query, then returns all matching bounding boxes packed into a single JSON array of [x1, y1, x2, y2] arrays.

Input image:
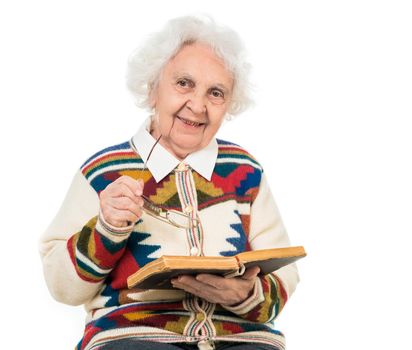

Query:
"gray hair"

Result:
[[126, 15, 253, 117]]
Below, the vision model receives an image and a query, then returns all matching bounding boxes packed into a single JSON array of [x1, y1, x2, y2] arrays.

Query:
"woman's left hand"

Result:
[[171, 266, 260, 306]]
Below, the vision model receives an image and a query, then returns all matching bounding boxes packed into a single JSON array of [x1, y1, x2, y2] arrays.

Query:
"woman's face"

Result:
[[150, 42, 234, 160]]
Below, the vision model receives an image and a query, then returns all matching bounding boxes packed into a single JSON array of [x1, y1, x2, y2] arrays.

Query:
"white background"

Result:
[[1, 1, 411, 349]]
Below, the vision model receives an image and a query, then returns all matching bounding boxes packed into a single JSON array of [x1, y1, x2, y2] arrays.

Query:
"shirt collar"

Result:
[[131, 117, 218, 183]]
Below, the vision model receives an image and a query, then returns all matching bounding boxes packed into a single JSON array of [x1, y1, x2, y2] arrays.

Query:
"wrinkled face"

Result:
[[150, 42, 234, 160]]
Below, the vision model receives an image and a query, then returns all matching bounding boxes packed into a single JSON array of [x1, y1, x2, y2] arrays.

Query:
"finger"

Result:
[[110, 197, 143, 214], [171, 276, 222, 302], [172, 282, 207, 299], [101, 207, 141, 227], [241, 266, 261, 280], [105, 183, 141, 203], [196, 266, 260, 288], [172, 278, 243, 305], [106, 179, 143, 198], [105, 188, 143, 208], [171, 275, 212, 293], [195, 273, 255, 301], [195, 274, 229, 290], [115, 175, 144, 196]]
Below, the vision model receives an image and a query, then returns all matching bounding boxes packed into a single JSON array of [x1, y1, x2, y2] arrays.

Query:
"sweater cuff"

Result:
[[221, 278, 265, 315], [96, 210, 135, 242]]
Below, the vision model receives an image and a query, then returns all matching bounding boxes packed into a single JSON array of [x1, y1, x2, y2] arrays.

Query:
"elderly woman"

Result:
[[40, 16, 299, 350]]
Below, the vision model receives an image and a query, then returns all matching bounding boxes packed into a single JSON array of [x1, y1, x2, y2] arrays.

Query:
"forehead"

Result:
[[163, 43, 234, 89]]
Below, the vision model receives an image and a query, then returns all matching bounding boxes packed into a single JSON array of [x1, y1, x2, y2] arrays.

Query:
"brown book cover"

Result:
[[127, 246, 306, 290]]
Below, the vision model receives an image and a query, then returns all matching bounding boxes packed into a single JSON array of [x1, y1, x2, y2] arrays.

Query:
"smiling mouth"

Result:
[[176, 116, 205, 127]]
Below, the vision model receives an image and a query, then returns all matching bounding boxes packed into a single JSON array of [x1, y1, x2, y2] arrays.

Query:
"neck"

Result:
[[150, 126, 188, 161]]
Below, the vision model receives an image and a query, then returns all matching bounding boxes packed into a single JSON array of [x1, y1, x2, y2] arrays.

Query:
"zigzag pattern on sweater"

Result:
[[80, 139, 262, 200]]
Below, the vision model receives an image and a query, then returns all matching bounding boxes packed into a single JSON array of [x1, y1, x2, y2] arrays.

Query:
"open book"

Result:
[[127, 246, 306, 289]]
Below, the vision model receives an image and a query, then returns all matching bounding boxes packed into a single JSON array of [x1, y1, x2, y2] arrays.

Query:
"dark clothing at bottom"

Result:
[[98, 339, 279, 350]]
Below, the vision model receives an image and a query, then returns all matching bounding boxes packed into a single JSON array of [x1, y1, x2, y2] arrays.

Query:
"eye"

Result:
[[210, 89, 224, 99], [176, 78, 193, 88]]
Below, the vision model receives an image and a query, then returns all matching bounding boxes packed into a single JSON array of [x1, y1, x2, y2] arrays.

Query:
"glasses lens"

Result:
[[167, 211, 197, 229]]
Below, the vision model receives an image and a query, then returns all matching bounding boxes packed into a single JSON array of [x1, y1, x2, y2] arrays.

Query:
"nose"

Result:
[[185, 91, 206, 115]]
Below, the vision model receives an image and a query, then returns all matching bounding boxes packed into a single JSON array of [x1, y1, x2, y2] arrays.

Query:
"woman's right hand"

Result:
[[99, 175, 145, 228]]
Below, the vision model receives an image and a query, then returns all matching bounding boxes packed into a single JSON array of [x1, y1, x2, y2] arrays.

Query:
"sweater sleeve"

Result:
[[222, 173, 300, 322], [39, 170, 134, 306]]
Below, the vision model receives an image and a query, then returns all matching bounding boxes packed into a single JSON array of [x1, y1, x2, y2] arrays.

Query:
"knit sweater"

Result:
[[40, 138, 299, 350]]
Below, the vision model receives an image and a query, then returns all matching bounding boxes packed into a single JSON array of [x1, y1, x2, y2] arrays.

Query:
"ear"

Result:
[[148, 84, 157, 109]]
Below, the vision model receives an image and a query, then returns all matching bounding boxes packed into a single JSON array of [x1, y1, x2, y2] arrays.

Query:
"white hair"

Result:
[[126, 15, 253, 117]]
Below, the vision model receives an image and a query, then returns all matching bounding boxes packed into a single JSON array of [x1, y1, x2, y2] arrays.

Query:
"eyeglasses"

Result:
[[130, 135, 200, 229]]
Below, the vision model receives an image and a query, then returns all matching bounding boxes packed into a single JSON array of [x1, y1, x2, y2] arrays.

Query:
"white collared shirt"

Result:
[[130, 117, 218, 183]]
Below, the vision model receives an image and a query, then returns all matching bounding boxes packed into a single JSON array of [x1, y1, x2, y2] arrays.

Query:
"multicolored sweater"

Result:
[[40, 138, 299, 350]]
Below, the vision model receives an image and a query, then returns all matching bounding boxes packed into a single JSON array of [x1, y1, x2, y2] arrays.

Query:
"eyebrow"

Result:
[[172, 72, 231, 94]]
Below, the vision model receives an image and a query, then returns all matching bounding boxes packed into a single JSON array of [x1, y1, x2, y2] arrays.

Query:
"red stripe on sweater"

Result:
[[109, 250, 140, 290], [211, 165, 255, 193]]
